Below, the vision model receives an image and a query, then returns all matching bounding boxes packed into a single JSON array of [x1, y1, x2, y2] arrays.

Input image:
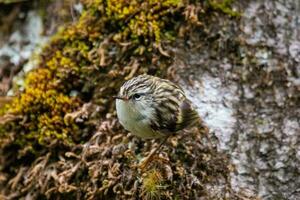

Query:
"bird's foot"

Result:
[[138, 154, 154, 171], [136, 155, 169, 172]]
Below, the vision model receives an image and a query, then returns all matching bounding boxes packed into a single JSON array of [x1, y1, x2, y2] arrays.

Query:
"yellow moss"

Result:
[[7, 87, 80, 145], [0, 38, 85, 147], [106, 0, 182, 43], [0, 2, 96, 149], [142, 169, 165, 200], [208, 0, 240, 17]]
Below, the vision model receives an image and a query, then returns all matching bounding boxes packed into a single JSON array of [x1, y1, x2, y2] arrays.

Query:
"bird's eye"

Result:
[[133, 93, 142, 100]]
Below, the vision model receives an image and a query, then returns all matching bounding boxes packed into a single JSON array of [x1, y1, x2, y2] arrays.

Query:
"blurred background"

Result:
[[0, 0, 80, 96]]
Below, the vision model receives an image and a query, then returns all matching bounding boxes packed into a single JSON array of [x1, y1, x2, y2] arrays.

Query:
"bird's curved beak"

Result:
[[113, 95, 129, 101]]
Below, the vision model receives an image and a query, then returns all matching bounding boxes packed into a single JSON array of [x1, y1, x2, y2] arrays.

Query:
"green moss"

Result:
[[208, 0, 240, 17], [142, 169, 165, 200]]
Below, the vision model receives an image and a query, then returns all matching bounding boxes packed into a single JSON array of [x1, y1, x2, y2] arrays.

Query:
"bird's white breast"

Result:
[[116, 99, 163, 139]]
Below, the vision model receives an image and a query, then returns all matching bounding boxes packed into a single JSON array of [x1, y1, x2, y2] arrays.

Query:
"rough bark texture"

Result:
[[179, 1, 300, 199]]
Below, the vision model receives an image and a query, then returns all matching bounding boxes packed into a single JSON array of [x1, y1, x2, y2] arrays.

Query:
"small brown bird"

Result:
[[115, 74, 199, 168]]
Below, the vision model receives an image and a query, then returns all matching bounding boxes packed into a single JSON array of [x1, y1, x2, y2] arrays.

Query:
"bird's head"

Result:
[[115, 75, 156, 119]]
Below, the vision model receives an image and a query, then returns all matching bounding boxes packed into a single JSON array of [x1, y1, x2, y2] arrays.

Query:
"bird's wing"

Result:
[[175, 99, 199, 131], [150, 99, 199, 135]]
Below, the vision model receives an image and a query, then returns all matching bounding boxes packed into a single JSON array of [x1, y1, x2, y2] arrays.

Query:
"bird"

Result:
[[115, 74, 200, 169]]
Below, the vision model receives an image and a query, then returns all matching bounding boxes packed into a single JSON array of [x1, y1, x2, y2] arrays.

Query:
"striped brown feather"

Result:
[[175, 99, 199, 131]]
